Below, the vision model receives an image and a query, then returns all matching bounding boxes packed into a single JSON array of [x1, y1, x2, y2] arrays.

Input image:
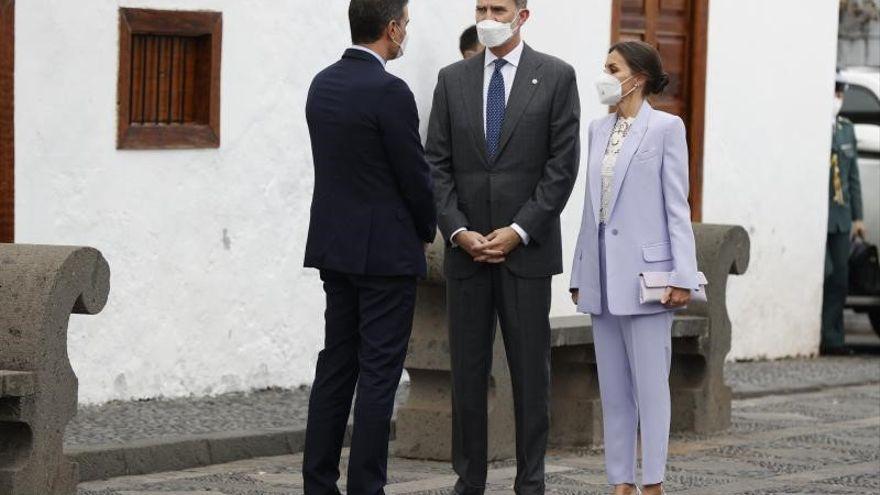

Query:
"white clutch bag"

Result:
[[639, 271, 708, 304]]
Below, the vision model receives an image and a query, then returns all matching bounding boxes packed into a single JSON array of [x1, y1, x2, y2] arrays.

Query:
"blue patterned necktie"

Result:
[[486, 59, 508, 160]]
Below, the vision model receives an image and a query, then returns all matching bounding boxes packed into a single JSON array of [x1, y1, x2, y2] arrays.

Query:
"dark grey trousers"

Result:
[[821, 232, 851, 350], [447, 264, 552, 495]]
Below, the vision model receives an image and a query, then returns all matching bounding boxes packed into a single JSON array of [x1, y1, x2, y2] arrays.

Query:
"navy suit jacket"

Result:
[[304, 48, 437, 277]]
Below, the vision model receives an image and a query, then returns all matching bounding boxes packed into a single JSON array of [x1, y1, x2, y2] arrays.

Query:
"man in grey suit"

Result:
[[425, 1, 580, 493]]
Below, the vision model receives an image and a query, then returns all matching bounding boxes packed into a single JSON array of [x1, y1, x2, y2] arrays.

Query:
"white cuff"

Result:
[[450, 227, 467, 248], [511, 223, 530, 245]]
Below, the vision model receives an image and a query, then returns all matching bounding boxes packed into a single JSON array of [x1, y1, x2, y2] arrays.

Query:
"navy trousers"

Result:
[[302, 270, 417, 495]]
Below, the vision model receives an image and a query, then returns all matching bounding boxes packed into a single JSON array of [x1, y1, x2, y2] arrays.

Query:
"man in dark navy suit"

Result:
[[302, 1, 436, 494]]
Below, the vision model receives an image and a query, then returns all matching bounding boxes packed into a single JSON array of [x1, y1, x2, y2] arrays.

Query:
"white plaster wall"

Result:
[[701, 0, 840, 359], [16, 0, 347, 404], [15, 0, 605, 404], [15, 0, 839, 404]]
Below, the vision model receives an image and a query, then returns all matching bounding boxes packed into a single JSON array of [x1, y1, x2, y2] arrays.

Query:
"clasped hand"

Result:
[[661, 287, 691, 307], [454, 227, 522, 264]]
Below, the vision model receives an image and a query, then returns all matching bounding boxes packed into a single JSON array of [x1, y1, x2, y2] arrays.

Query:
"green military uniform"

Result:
[[821, 115, 863, 351]]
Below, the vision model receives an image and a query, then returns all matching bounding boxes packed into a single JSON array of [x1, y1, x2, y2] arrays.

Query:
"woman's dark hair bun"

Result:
[[609, 41, 669, 96], [652, 73, 670, 95]]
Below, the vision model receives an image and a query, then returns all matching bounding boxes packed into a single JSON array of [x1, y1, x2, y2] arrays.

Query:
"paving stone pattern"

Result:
[[78, 383, 880, 495], [66, 357, 879, 450]]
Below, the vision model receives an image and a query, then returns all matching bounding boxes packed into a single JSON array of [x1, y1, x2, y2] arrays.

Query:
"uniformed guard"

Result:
[[821, 74, 867, 355]]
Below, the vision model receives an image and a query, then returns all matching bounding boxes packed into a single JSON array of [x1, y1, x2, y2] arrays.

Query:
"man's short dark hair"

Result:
[[349, 0, 409, 45], [459, 25, 479, 55]]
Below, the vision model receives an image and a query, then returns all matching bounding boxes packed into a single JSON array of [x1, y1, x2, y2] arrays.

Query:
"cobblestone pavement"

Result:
[[66, 386, 315, 447], [78, 383, 880, 495], [724, 355, 879, 397], [66, 356, 880, 448]]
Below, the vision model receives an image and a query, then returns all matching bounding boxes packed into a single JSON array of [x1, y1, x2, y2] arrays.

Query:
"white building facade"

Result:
[[8, 0, 839, 404]]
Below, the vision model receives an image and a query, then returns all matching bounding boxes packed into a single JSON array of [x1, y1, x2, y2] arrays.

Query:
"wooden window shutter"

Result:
[[611, 0, 709, 221], [118, 8, 222, 149]]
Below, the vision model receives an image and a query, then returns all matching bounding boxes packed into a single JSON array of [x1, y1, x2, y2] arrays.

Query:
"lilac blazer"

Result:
[[570, 102, 699, 316]]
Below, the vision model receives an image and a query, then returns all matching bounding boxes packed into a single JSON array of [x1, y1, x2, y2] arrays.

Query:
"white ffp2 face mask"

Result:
[[595, 72, 635, 106], [391, 23, 408, 59], [477, 10, 521, 48], [832, 96, 844, 121]]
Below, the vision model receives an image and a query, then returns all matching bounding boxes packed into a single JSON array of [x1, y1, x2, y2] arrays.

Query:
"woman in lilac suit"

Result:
[[570, 41, 700, 495]]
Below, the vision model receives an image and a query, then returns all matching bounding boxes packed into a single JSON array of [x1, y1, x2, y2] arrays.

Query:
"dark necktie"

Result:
[[486, 59, 508, 159]]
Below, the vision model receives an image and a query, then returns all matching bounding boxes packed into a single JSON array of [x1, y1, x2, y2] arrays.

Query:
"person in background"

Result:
[[821, 74, 866, 356], [459, 25, 483, 58]]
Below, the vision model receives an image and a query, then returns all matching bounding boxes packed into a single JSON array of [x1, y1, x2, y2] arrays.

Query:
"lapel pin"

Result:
[[531, 78, 539, 85]]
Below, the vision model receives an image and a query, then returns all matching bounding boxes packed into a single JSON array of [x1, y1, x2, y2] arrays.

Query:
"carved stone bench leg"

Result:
[[548, 344, 602, 448], [673, 224, 750, 434], [0, 370, 38, 491], [669, 338, 732, 433], [395, 282, 516, 461]]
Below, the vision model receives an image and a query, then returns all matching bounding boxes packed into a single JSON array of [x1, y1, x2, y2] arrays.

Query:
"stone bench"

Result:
[[0, 244, 110, 495], [547, 313, 710, 448], [395, 224, 750, 461]]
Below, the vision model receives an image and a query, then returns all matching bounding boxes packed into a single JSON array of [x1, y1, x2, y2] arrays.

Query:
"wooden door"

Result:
[[612, 0, 708, 221], [0, 0, 12, 242]]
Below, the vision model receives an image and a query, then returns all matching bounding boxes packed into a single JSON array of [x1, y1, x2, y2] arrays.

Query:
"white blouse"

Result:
[[599, 115, 636, 224]]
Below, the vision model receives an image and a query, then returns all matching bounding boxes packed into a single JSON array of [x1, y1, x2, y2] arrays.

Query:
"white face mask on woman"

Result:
[[477, 10, 521, 48], [595, 72, 636, 106]]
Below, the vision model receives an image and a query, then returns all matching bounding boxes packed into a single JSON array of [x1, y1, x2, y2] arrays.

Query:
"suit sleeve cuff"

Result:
[[669, 272, 700, 291], [511, 223, 530, 246]]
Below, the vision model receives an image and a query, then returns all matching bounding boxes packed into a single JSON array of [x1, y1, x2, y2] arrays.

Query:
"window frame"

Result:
[[117, 8, 222, 150], [0, 0, 13, 242]]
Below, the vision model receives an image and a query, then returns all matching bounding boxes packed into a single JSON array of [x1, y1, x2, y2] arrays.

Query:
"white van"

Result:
[[840, 67, 880, 247], [839, 67, 880, 335]]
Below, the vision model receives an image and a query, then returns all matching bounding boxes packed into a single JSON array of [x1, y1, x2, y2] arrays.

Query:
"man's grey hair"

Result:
[[515, 0, 528, 8]]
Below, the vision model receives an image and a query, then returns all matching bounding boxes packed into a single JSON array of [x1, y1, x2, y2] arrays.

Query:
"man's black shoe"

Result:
[[820, 346, 856, 356]]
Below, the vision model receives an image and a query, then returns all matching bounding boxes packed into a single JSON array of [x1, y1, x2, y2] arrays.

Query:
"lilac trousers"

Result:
[[594, 224, 673, 485]]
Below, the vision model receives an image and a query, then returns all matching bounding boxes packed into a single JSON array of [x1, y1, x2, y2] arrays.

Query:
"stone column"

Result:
[[672, 224, 750, 433]]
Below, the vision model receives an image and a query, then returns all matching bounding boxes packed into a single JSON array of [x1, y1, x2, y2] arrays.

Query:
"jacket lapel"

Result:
[[494, 44, 543, 163], [590, 115, 616, 226], [606, 102, 652, 221], [462, 54, 489, 167]]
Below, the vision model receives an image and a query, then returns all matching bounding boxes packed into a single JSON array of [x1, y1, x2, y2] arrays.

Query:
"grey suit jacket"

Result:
[[426, 44, 580, 279]]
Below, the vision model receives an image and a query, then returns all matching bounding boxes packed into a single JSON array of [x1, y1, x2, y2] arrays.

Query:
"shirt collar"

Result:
[[484, 40, 524, 69], [350, 45, 387, 68]]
